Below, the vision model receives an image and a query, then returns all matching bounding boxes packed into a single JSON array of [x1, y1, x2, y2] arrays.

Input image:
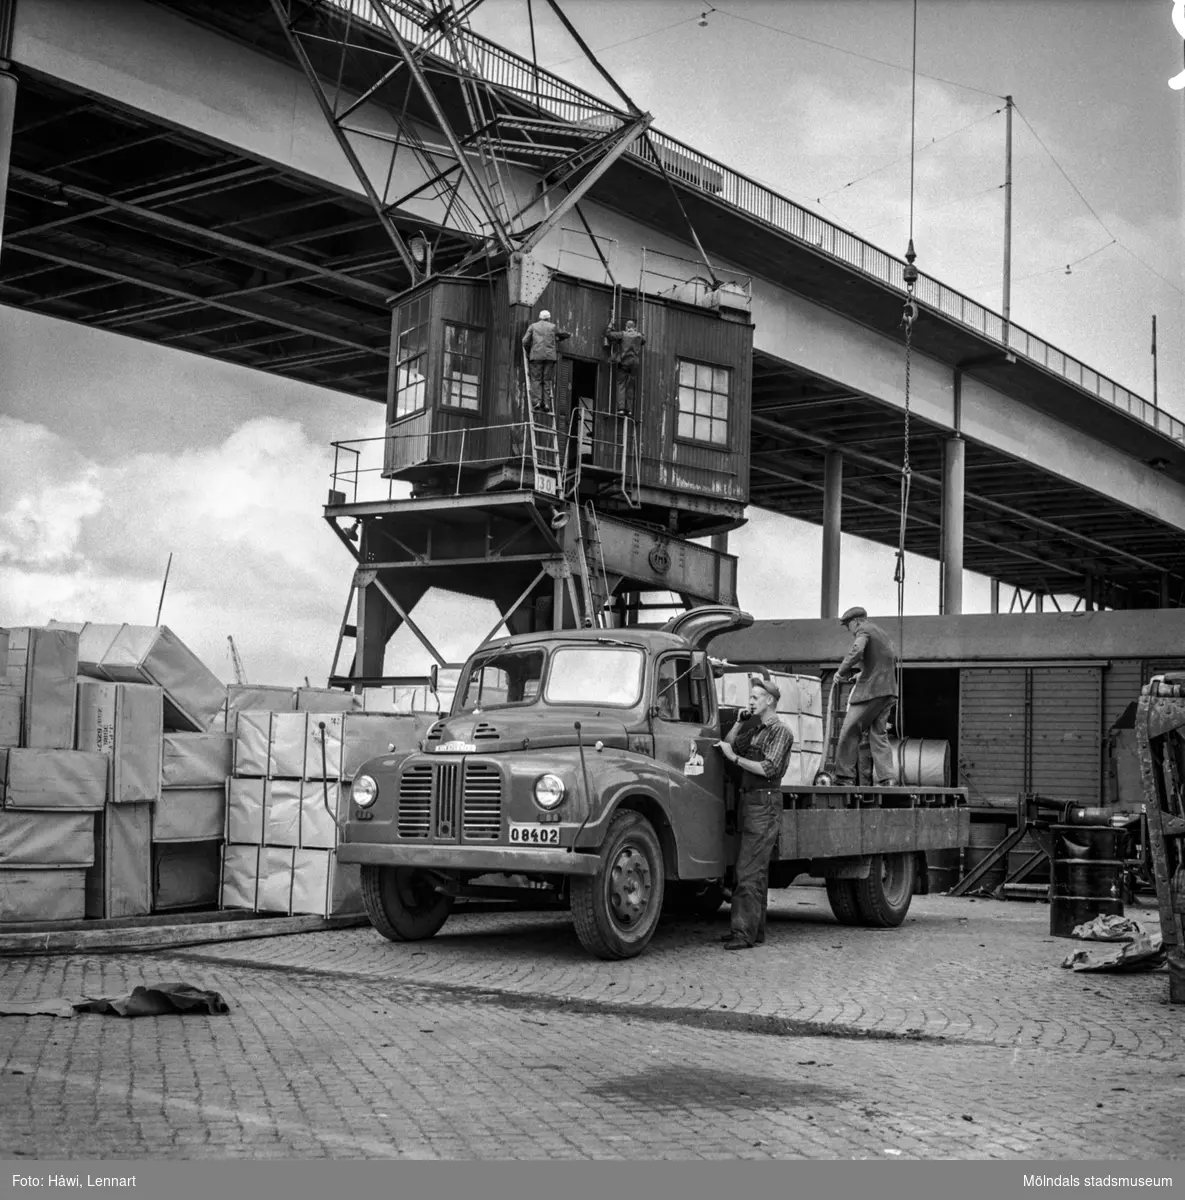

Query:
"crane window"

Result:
[[393, 293, 430, 419], [442, 323, 484, 411], [676, 359, 730, 447]]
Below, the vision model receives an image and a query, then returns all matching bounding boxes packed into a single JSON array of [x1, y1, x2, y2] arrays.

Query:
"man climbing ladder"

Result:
[[522, 309, 571, 413], [605, 317, 646, 417]]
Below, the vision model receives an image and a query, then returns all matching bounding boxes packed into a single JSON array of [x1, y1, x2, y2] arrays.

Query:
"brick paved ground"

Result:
[[0, 889, 1179, 1160]]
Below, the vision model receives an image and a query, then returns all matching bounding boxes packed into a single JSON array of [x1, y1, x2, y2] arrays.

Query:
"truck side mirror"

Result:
[[689, 651, 708, 682], [429, 664, 439, 694]]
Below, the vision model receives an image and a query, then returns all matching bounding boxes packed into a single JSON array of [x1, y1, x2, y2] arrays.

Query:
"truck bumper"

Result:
[[336, 843, 601, 875]]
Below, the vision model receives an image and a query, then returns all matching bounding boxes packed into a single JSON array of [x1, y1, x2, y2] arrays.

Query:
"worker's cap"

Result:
[[539, 309, 551, 320], [750, 675, 780, 702], [839, 606, 868, 624]]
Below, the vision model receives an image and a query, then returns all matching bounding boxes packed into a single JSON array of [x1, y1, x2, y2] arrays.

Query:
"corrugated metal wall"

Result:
[[1029, 666, 1101, 803], [1103, 659, 1142, 731], [958, 669, 1026, 807]]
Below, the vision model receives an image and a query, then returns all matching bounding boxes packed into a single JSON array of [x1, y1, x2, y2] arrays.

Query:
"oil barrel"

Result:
[[925, 848, 962, 894], [963, 819, 1008, 893], [1049, 824, 1127, 938], [891, 738, 951, 788]]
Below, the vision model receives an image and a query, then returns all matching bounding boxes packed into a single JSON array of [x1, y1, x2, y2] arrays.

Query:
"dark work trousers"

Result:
[[528, 359, 556, 408], [730, 787, 781, 945], [615, 360, 639, 415], [836, 694, 897, 785]]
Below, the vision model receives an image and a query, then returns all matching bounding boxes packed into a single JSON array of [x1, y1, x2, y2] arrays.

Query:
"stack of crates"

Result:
[[221, 698, 433, 917], [0, 627, 106, 922], [716, 670, 824, 785]]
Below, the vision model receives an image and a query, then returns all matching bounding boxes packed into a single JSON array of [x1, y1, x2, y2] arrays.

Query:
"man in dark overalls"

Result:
[[716, 674, 795, 950], [605, 318, 646, 417], [834, 606, 899, 787], [522, 309, 571, 413]]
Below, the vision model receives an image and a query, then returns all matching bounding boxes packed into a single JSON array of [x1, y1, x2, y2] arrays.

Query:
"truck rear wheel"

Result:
[[825, 878, 863, 925], [571, 811, 665, 959], [854, 852, 915, 927], [361, 864, 454, 942]]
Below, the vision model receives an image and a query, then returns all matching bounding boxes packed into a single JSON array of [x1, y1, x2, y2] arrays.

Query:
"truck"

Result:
[[337, 607, 969, 959]]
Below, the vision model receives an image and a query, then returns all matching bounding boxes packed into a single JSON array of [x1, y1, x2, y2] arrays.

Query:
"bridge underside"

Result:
[[2, 57, 1181, 608]]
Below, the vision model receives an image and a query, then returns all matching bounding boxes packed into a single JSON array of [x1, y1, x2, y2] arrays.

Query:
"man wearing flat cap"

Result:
[[717, 671, 794, 950], [522, 308, 571, 413], [835, 606, 898, 787]]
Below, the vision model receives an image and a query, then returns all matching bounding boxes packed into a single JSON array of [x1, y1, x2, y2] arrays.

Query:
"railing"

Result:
[[323, 0, 1182, 446]]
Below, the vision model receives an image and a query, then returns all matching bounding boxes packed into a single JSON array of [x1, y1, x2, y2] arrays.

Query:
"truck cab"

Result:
[[338, 606, 968, 959]]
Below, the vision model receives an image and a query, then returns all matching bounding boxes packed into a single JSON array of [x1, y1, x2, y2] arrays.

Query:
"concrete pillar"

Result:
[[0, 65, 16, 265], [941, 437, 965, 616], [1083, 573, 1094, 611], [989, 579, 1000, 614], [820, 451, 842, 618]]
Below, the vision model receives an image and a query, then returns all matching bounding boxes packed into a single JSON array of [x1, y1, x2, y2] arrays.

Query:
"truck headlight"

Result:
[[353, 774, 379, 808], [533, 774, 565, 810]]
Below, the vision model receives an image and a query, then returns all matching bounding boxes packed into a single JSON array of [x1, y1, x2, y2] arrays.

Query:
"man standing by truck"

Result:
[[717, 675, 795, 950], [834, 606, 898, 787]]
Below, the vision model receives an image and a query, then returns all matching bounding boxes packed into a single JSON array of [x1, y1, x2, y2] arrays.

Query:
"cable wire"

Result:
[[544, 14, 702, 69]]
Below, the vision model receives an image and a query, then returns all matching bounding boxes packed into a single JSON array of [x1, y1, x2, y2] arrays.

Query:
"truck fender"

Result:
[[590, 782, 681, 878]]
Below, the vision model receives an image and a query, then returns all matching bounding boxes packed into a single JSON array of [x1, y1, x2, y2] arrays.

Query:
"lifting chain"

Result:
[[895, 240, 920, 728]]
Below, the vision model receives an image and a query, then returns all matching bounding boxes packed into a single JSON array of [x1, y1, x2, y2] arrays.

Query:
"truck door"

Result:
[[652, 652, 726, 874]]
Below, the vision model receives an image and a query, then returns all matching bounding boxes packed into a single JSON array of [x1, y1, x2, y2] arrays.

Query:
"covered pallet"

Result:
[[0, 811, 95, 867], [154, 787, 225, 842], [225, 778, 349, 849], [295, 687, 362, 713], [5, 626, 78, 749], [48, 621, 125, 680], [233, 711, 345, 779], [75, 679, 163, 804], [0, 868, 88, 923], [226, 685, 296, 732], [0, 748, 107, 811], [220, 844, 361, 916], [161, 731, 232, 789], [86, 802, 153, 919], [152, 841, 221, 911], [0, 687, 21, 748]]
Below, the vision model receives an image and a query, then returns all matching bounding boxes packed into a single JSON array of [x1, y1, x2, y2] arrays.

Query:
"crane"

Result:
[[227, 636, 247, 685]]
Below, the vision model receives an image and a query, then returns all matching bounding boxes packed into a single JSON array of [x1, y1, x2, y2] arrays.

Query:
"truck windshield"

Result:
[[544, 646, 644, 707], [456, 649, 545, 712]]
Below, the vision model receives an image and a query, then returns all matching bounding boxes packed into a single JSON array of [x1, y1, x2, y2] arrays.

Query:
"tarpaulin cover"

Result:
[[302, 713, 344, 781], [0, 867, 87, 922], [219, 844, 260, 910], [152, 841, 221, 911], [0, 687, 21, 749], [75, 679, 163, 804], [48, 622, 125, 681], [300, 780, 349, 850], [268, 712, 309, 779], [263, 779, 302, 848], [290, 848, 363, 917], [0, 629, 8, 670], [153, 787, 225, 842], [98, 625, 226, 733], [0, 748, 108, 811], [257, 846, 295, 914], [161, 731, 232, 789], [226, 685, 296, 732], [7, 627, 78, 750], [341, 712, 433, 780], [233, 711, 270, 778], [86, 801, 152, 919], [0, 810, 95, 867], [1061, 931, 1166, 972], [295, 687, 363, 713], [226, 778, 265, 844]]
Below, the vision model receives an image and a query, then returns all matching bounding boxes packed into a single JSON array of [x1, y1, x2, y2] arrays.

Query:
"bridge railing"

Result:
[[325, 0, 1182, 446]]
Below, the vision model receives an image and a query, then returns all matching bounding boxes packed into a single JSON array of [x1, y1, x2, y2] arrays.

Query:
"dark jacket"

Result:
[[606, 327, 646, 366], [523, 320, 571, 362], [838, 620, 898, 702]]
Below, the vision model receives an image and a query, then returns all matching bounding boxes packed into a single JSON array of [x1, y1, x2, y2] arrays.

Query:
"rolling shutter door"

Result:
[[958, 668, 1026, 807], [1029, 667, 1102, 803]]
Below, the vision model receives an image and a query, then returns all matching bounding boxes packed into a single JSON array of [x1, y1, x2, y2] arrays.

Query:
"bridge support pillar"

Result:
[[990, 579, 1000, 614], [941, 436, 965, 615], [0, 62, 16, 265], [821, 451, 842, 618]]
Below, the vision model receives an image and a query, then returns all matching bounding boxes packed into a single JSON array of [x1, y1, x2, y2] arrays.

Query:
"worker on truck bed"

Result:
[[716, 674, 795, 951], [604, 318, 646, 417], [522, 309, 571, 413], [834, 606, 899, 787]]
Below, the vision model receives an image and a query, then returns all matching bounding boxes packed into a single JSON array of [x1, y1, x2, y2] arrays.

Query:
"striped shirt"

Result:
[[741, 714, 795, 788]]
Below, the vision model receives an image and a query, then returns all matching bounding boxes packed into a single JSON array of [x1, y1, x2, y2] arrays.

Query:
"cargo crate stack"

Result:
[[0, 626, 107, 923], [222, 706, 435, 917], [716, 671, 825, 785]]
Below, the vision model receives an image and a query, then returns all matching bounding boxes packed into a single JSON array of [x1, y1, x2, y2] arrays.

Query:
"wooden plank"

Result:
[[0, 912, 367, 957]]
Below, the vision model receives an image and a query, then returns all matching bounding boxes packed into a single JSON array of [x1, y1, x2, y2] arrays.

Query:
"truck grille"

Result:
[[397, 765, 432, 837], [462, 764, 502, 841], [396, 760, 503, 842]]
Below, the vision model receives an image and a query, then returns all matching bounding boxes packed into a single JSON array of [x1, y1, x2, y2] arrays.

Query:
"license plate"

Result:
[[508, 823, 561, 846]]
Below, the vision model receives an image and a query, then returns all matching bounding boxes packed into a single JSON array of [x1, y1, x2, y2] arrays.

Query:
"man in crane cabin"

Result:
[[522, 309, 571, 414], [604, 318, 646, 417], [834, 606, 899, 787]]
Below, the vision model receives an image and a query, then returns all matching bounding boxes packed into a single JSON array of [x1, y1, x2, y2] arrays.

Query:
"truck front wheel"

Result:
[[571, 811, 665, 959], [361, 864, 454, 942], [853, 852, 916, 927]]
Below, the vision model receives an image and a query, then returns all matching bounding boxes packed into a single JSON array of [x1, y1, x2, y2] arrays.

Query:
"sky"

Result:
[[1, 0, 1183, 685]]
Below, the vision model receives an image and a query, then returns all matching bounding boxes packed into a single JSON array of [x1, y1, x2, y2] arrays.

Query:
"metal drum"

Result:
[[1049, 824, 1127, 938], [964, 819, 1008, 893], [892, 738, 951, 788], [925, 848, 962, 894]]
